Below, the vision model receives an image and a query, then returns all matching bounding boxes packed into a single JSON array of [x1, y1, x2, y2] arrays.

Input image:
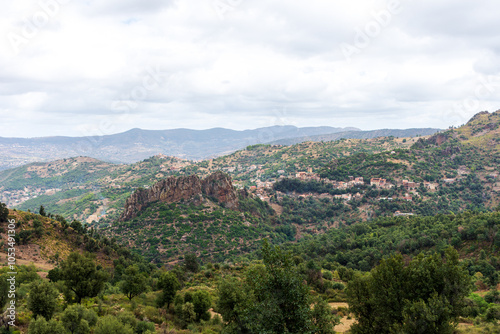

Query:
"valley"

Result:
[[0, 110, 499, 333]]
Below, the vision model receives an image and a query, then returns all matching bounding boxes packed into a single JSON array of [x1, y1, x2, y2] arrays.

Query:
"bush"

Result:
[[136, 321, 155, 334], [61, 304, 97, 334], [331, 282, 345, 290], [28, 316, 66, 334], [94, 315, 134, 334], [486, 305, 500, 322]]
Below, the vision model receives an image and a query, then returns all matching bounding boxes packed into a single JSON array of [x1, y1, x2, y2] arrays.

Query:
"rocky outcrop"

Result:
[[120, 171, 238, 221], [201, 172, 238, 210]]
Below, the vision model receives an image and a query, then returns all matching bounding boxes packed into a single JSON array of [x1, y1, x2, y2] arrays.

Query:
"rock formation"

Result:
[[120, 171, 238, 221]]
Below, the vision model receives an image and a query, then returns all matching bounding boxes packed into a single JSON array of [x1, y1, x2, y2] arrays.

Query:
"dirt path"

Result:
[[330, 302, 355, 333]]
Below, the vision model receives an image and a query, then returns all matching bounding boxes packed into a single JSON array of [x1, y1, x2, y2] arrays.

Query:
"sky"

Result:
[[1, 0, 500, 138]]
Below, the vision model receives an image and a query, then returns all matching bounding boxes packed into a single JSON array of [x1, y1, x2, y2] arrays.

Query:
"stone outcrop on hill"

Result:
[[120, 171, 238, 221]]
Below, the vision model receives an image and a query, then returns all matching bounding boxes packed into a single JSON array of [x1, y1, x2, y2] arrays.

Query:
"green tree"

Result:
[[157, 271, 180, 308], [311, 299, 337, 334], [251, 239, 314, 333], [61, 304, 97, 334], [48, 267, 62, 282], [184, 252, 199, 273], [0, 202, 8, 223], [347, 247, 472, 334], [180, 302, 197, 327], [94, 315, 134, 334], [192, 290, 212, 321], [28, 316, 67, 334], [218, 239, 336, 334], [120, 265, 147, 300], [135, 321, 156, 334], [27, 280, 58, 320], [60, 252, 109, 303], [216, 277, 254, 333], [39, 205, 46, 217]]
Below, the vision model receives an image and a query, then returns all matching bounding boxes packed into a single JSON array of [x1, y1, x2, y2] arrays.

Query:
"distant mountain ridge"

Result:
[[0, 125, 442, 171], [0, 125, 360, 170]]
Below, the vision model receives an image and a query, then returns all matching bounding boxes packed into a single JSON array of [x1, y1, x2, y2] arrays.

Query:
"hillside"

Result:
[[0, 155, 192, 222], [269, 127, 441, 145], [1, 111, 497, 235], [0, 136, 416, 223], [0, 208, 129, 271], [183, 136, 418, 183], [101, 172, 281, 264]]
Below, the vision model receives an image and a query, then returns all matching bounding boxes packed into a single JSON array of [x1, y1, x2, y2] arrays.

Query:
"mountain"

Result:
[[0, 125, 359, 170], [104, 172, 277, 264], [1, 111, 496, 229]]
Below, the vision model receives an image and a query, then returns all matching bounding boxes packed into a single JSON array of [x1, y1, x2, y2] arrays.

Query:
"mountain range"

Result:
[[0, 125, 441, 170]]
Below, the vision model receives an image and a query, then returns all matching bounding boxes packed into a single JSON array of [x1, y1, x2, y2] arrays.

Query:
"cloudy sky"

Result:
[[1, 0, 500, 138]]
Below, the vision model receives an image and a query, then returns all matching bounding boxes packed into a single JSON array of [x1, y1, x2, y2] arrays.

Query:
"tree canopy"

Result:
[[60, 252, 109, 303], [347, 247, 473, 334]]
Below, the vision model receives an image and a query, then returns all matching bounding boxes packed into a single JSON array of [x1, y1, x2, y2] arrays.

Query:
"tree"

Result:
[[39, 205, 46, 217], [157, 271, 180, 308], [28, 316, 66, 334], [245, 239, 314, 333], [94, 315, 134, 334], [120, 265, 147, 300], [180, 302, 197, 328], [27, 280, 58, 320], [192, 290, 212, 321], [0, 202, 8, 223], [217, 239, 338, 333], [347, 247, 473, 334], [136, 321, 156, 334], [70, 220, 84, 234], [312, 299, 336, 334], [48, 267, 62, 282], [184, 252, 199, 273], [60, 252, 109, 303], [61, 304, 97, 334], [216, 277, 254, 333]]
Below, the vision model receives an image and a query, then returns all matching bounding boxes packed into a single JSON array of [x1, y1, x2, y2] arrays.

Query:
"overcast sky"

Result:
[[1, 0, 500, 138]]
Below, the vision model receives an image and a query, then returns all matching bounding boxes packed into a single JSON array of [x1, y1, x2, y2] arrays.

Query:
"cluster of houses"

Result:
[[0, 187, 61, 207]]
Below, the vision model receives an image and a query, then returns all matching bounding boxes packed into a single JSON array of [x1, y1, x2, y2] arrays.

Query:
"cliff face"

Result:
[[120, 171, 238, 221], [201, 172, 238, 210]]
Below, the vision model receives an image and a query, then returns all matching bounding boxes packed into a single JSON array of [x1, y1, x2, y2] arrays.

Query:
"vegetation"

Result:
[[217, 239, 340, 333], [60, 252, 109, 303], [347, 248, 472, 333], [1, 111, 500, 333]]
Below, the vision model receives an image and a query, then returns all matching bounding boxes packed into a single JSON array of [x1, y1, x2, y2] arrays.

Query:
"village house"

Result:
[[295, 171, 321, 181], [295, 172, 308, 179], [402, 193, 413, 201], [394, 211, 415, 217], [402, 180, 419, 191], [334, 193, 352, 201], [423, 181, 438, 190], [370, 178, 388, 188]]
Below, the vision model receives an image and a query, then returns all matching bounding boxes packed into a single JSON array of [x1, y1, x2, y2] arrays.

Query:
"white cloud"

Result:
[[1, 0, 500, 137]]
